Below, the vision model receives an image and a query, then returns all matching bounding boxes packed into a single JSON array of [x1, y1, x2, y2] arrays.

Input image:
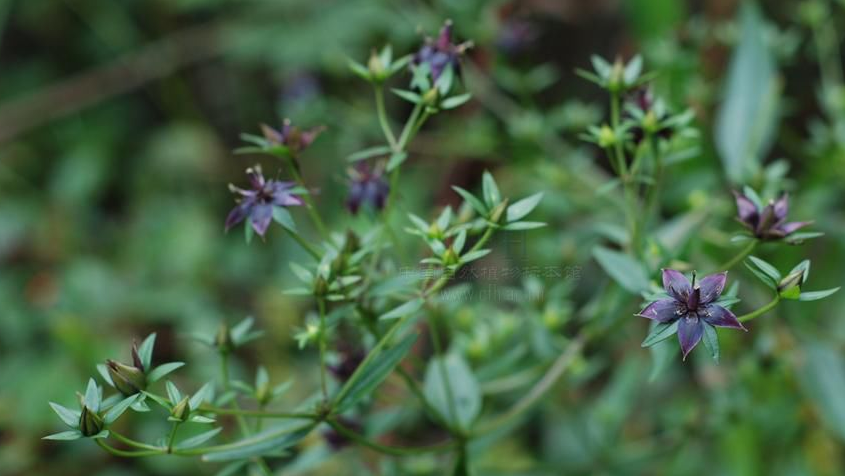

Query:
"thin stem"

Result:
[[374, 85, 397, 148], [109, 431, 165, 451], [286, 228, 322, 260], [166, 422, 180, 454], [198, 406, 316, 420], [474, 332, 586, 436], [318, 298, 329, 400], [396, 103, 423, 150], [716, 240, 757, 272], [97, 439, 163, 458], [327, 418, 455, 456], [737, 295, 780, 323], [643, 133, 664, 229], [286, 156, 329, 239]]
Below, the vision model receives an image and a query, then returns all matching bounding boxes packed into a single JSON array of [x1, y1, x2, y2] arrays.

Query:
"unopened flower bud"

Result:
[[368, 51, 385, 80], [489, 198, 509, 224], [216, 324, 233, 353], [778, 269, 805, 299], [342, 229, 360, 255], [608, 59, 625, 93], [313, 276, 329, 297], [79, 406, 103, 437], [171, 396, 190, 422], [423, 87, 439, 106], [106, 359, 147, 396], [443, 247, 460, 266], [427, 222, 443, 240], [255, 381, 271, 405], [597, 125, 617, 149]]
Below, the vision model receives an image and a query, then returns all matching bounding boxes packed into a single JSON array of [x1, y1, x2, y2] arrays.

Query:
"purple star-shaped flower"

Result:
[[638, 269, 746, 360], [346, 163, 389, 215], [412, 20, 471, 82], [225, 165, 303, 237], [260, 119, 325, 156], [733, 191, 812, 240]]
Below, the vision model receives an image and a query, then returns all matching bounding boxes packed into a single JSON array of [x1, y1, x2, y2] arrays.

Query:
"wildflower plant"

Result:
[[43, 19, 840, 476]]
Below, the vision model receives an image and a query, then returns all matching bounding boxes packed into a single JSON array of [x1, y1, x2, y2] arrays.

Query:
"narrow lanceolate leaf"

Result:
[[452, 186, 487, 215], [346, 145, 391, 162], [460, 249, 491, 264], [49, 402, 81, 427], [84, 378, 100, 413], [273, 207, 296, 232], [386, 151, 408, 172], [176, 427, 224, 450], [334, 332, 419, 413], [230, 317, 255, 343], [166, 381, 182, 405], [506, 192, 544, 222], [137, 333, 157, 370], [744, 256, 780, 289], [201, 423, 314, 462], [104, 394, 140, 425], [147, 362, 185, 383], [43, 430, 83, 441], [440, 93, 472, 110], [424, 353, 481, 432], [593, 246, 649, 294], [392, 89, 422, 104], [701, 324, 720, 364], [501, 221, 546, 231], [481, 171, 501, 208], [641, 320, 680, 348], [379, 298, 425, 320], [799, 287, 841, 301], [190, 383, 215, 411]]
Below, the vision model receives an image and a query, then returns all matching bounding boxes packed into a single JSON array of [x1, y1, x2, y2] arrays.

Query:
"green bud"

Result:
[[313, 276, 329, 297], [442, 247, 460, 266], [216, 324, 233, 353], [368, 50, 385, 80], [642, 111, 659, 134], [422, 87, 439, 106], [79, 406, 103, 437], [342, 229, 360, 255], [106, 359, 147, 396], [171, 396, 190, 422], [255, 381, 271, 405], [488, 198, 510, 224], [597, 125, 617, 148], [778, 269, 805, 300], [331, 254, 346, 278], [427, 222, 443, 240], [608, 59, 625, 93]]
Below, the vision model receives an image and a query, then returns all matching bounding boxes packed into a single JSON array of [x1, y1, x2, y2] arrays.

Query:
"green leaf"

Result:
[[714, 2, 779, 183], [347, 59, 371, 81], [148, 362, 185, 383], [799, 287, 841, 301], [701, 324, 720, 363], [49, 402, 80, 427], [190, 383, 214, 411], [452, 186, 487, 215], [623, 55, 643, 84], [641, 320, 679, 347], [460, 249, 490, 263], [231, 317, 256, 343], [481, 171, 501, 208], [214, 462, 249, 476], [785, 231, 825, 244], [272, 207, 296, 232], [392, 89, 422, 104], [591, 55, 612, 78], [84, 378, 100, 413], [202, 423, 314, 462], [440, 93, 472, 110], [798, 343, 845, 443], [501, 221, 546, 231], [506, 192, 544, 222], [103, 395, 139, 425], [386, 151, 408, 172], [347, 145, 391, 162], [745, 256, 781, 288], [176, 427, 223, 450], [334, 332, 419, 413], [43, 430, 83, 441], [593, 246, 649, 294], [166, 381, 182, 405], [379, 298, 424, 320], [424, 353, 481, 432], [137, 333, 157, 370]]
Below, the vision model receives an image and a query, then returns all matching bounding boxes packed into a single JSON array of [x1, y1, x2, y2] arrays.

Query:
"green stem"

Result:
[[716, 240, 757, 272], [198, 406, 316, 420], [109, 431, 165, 451], [318, 298, 329, 400], [474, 332, 586, 436], [375, 85, 397, 148], [97, 439, 163, 458], [286, 228, 322, 260], [166, 422, 180, 454], [737, 295, 780, 323], [643, 133, 664, 229], [286, 156, 329, 239], [327, 418, 455, 456]]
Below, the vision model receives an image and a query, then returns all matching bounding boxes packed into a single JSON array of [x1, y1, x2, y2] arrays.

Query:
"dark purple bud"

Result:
[[260, 119, 325, 155], [346, 163, 389, 215], [412, 20, 471, 82], [733, 190, 811, 241]]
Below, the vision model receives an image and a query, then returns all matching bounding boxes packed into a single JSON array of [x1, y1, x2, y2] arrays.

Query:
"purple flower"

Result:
[[733, 191, 812, 240], [638, 269, 746, 360], [260, 119, 325, 156], [413, 20, 471, 82], [225, 165, 303, 236], [346, 163, 389, 215]]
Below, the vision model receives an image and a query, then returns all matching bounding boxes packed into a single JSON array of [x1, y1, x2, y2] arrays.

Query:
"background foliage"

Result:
[[2, 0, 845, 474]]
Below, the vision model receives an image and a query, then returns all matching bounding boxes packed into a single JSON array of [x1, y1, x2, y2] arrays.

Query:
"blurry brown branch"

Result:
[[0, 22, 225, 143]]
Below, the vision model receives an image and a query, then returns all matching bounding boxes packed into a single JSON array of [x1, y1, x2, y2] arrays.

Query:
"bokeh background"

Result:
[[2, 0, 845, 475]]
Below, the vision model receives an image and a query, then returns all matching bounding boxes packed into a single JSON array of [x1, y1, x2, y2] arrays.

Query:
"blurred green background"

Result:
[[2, 0, 845, 474]]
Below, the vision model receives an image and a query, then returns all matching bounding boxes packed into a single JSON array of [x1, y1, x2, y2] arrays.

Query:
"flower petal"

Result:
[[773, 193, 789, 222], [677, 316, 704, 361], [225, 202, 252, 231], [662, 269, 691, 302], [701, 304, 746, 331], [733, 191, 759, 225], [777, 221, 812, 236], [250, 204, 273, 236], [697, 272, 727, 304], [636, 299, 681, 323]]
